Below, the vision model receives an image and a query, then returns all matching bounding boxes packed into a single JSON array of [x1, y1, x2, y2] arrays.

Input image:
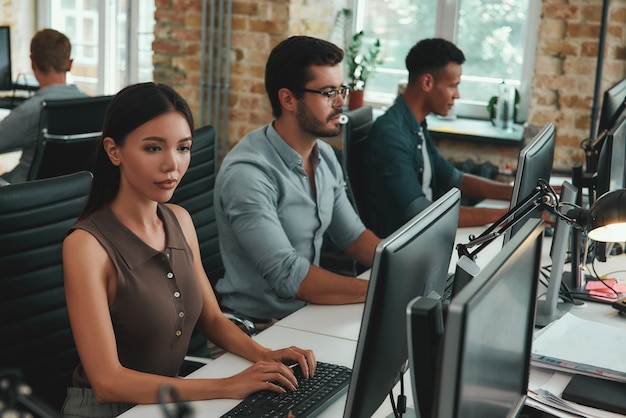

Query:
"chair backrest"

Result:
[[28, 95, 114, 181], [169, 125, 221, 358], [0, 171, 92, 411], [170, 124, 223, 282], [342, 105, 374, 227]]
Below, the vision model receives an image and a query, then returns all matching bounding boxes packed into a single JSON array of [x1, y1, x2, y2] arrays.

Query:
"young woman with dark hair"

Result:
[[62, 82, 315, 418]]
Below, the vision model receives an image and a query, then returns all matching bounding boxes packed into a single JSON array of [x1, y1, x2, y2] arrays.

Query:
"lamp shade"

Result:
[[587, 189, 626, 242]]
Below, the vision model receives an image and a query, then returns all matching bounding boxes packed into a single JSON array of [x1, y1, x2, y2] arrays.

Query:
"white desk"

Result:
[[119, 225, 626, 418], [528, 248, 626, 418], [275, 303, 363, 342], [118, 324, 415, 418]]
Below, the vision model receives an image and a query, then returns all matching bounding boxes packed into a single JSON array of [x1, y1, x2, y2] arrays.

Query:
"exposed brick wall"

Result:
[[153, 0, 345, 157], [435, 0, 626, 175], [0, 1, 623, 172], [150, 0, 626, 172], [529, 0, 626, 172], [153, 0, 204, 122]]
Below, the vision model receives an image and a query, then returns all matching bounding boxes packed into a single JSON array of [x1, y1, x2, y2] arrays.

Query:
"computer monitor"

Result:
[[343, 187, 461, 418], [593, 113, 626, 262], [407, 218, 543, 418], [535, 181, 577, 327], [595, 113, 626, 198], [597, 78, 626, 137], [0, 26, 12, 91], [504, 122, 555, 243]]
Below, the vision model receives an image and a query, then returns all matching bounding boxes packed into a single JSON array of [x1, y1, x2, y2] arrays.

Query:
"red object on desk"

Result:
[[585, 278, 626, 300]]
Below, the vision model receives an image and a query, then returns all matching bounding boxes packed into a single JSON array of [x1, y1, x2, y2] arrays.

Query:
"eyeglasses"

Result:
[[296, 86, 350, 106]]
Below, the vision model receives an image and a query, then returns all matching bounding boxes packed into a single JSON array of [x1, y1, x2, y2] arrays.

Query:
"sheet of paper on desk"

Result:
[[531, 313, 626, 381]]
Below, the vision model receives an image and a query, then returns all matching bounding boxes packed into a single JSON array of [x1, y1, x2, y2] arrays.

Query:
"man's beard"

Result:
[[295, 102, 342, 138]]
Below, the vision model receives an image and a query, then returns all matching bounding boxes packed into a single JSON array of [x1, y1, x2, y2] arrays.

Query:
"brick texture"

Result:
[[153, 0, 341, 156], [529, 0, 626, 172], [0, 0, 624, 173]]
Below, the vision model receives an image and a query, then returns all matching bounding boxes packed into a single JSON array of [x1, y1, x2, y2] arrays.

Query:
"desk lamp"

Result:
[[456, 180, 626, 326], [574, 189, 626, 242]]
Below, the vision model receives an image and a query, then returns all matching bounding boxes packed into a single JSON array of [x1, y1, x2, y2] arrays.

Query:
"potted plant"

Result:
[[345, 30, 382, 109]]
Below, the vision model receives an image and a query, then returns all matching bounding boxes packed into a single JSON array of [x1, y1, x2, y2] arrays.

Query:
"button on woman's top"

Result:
[[68, 203, 203, 389]]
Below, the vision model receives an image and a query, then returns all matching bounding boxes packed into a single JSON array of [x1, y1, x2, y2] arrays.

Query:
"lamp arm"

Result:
[[457, 181, 557, 260], [560, 205, 590, 231]]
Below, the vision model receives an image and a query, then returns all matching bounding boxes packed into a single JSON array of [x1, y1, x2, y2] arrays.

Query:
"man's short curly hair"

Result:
[[405, 38, 465, 83]]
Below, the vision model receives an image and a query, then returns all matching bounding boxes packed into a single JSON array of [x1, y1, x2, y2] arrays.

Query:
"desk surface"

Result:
[[120, 225, 626, 418], [118, 325, 413, 418], [426, 114, 524, 146]]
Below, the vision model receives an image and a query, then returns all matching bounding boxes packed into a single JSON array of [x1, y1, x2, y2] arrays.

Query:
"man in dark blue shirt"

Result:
[[364, 38, 512, 237]]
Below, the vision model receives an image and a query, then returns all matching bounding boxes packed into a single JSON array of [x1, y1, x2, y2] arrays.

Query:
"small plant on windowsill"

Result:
[[346, 30, 382, 108]]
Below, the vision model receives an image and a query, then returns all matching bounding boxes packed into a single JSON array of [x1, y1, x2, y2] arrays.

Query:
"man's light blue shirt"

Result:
[[214, 123, 366, 320]]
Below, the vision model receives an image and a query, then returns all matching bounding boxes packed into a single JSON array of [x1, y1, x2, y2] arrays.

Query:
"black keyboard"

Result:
[[220, 361, 351, 418]]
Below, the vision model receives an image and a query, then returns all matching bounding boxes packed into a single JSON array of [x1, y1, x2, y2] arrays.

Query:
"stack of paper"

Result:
[[531, 313, 626, 382]]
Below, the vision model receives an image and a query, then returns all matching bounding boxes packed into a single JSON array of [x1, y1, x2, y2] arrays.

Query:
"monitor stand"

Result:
[[535, 298, 574, 327]]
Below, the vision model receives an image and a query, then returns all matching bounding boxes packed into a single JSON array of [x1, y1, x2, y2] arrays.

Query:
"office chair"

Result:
[[0, 171, 92, 412], [27, 95, 113, 180], [342, 105, 374, 227], [320, 106, 374, 277], [169, 125, 256, 360]]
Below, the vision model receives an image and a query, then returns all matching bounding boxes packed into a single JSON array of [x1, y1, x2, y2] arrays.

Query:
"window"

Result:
[[353, 0, 540, 122], [38, 0, 155, 96]]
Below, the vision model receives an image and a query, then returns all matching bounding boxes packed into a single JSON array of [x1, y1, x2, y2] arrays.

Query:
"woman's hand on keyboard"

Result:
[[226, 360, 300, 398], [261, 345, 316, 379]]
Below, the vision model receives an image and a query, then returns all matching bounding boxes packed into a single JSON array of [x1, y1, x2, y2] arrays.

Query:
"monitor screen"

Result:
[[535, 181, 577, 327], [343, 187, 461, 418], [504, 122, 555, 243], [0, 26, 12, 91], [410, 218, 542, 418], [597, 78, 626, 136]]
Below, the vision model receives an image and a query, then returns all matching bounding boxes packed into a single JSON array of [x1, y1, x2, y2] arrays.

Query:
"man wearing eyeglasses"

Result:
[[213, 36, 380, 329]]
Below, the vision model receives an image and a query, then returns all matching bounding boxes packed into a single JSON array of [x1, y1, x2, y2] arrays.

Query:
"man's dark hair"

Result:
[[405, 38, 465, 83], [265, 35, 344, 118]]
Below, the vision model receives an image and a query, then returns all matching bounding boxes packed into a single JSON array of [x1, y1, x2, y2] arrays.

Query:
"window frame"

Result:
[[37, 0, 154, 95], [353, 0, 541, 123]]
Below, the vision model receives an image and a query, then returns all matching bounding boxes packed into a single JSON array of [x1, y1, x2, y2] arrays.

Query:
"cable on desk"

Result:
[[388, 375, 407, 418], [589, 260, 620, 298]]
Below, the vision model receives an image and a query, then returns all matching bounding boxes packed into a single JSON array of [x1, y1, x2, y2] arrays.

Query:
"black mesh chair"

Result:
[[27, 95, 113, 181], [0, 171, 92, 412]]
